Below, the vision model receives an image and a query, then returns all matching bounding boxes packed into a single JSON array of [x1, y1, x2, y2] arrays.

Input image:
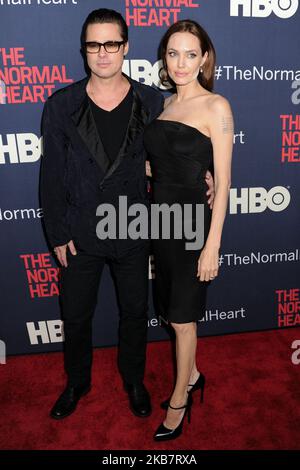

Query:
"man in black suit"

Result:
[[40, 9, 214, 420]]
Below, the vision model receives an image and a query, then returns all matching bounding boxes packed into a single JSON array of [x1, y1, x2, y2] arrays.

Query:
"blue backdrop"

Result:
[[0, 0, 299, 355]]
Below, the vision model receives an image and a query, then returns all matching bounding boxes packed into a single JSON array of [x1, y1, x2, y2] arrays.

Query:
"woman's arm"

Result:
[[197, 95, 233, 281]]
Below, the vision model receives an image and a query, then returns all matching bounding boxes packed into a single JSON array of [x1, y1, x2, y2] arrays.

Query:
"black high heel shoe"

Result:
[[154, 394, 193, 442], [160, 372, 205, 410]]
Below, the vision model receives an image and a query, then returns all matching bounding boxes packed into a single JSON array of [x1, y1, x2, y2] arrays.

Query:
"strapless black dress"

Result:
[[144, 119, 213, 323]]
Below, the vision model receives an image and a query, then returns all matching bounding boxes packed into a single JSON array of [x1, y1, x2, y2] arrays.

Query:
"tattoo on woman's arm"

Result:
[[221, 116, 234, 134]]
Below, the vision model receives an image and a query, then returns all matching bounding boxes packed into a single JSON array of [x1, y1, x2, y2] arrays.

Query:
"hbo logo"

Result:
[[230, 0, 299, 18], [123, 59, 169, 90], [230, 186, 291, 214]]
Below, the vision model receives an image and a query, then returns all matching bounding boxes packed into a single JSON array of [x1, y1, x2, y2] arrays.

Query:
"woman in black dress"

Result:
[[144, 20, 233, 441]]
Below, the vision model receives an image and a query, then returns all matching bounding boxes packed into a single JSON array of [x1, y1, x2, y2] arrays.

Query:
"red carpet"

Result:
[[1, 328, 300, 450]]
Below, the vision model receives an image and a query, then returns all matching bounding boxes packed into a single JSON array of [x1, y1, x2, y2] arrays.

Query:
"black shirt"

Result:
[[89, 86, 133, 164]]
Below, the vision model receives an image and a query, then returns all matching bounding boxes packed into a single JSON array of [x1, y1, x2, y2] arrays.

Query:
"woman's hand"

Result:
[[146, 160, 152, 177], [197, 245, 219, 282]]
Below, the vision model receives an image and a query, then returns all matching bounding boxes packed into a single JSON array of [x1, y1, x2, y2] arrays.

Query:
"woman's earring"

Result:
[[200, 66, 203, 73]]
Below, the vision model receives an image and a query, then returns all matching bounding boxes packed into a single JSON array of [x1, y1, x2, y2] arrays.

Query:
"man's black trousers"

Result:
[[59, 242, 150, 387]]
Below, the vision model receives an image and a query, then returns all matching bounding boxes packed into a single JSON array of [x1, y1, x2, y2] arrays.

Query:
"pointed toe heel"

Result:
[[154, 395, 192, 442]]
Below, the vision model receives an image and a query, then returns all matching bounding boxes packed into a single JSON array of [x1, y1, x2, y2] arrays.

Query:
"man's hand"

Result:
[[146, 160, 152, 177], [205, 170, 215, 209], [54, 240, 77, 267]]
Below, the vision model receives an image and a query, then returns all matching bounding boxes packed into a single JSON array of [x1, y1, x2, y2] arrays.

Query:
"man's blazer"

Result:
[[40, 75, 164, 253]]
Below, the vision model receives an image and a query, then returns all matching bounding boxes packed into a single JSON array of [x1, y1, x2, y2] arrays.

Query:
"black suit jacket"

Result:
[[40, 75, 164, 254]]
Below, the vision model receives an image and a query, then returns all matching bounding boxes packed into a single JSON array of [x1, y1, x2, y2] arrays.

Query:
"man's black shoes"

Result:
[[50, 383, 91, 420], [125, 382, 152, 418], [50, 381, 151, 419]]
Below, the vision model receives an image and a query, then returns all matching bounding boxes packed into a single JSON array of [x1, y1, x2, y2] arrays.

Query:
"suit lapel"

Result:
[[70, 75, 149, 179], [70, 83, 111, 174], [103, 85, 149, 181]]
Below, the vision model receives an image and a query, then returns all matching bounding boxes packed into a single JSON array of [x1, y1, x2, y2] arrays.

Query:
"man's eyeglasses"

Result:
[[84, 41, 126, 54]]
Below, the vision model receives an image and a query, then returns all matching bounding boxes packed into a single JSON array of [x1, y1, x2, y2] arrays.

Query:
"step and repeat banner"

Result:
[[0, 0, 299, 355]]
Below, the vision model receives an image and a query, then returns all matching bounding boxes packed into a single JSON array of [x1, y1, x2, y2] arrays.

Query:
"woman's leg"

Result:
[[189, 361, 200, 385], [164, 321, 198, 429]]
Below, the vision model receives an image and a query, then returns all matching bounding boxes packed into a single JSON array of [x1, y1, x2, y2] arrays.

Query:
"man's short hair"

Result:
[[80, 8, 128, 49]]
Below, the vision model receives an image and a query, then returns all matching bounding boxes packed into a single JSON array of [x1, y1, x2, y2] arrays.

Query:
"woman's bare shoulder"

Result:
[[206, 93, 232, 113], [163, 94, 175, 109]]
